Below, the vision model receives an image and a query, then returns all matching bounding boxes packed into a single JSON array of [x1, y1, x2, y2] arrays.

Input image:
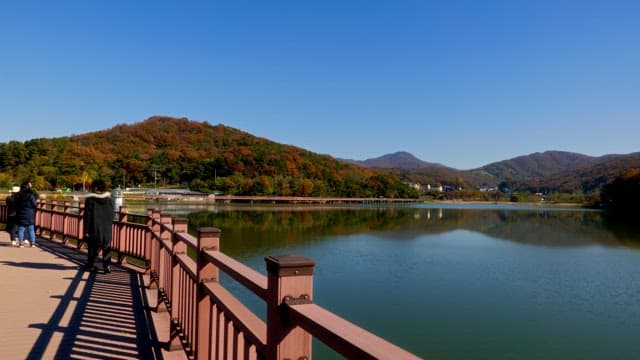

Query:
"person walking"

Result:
[[5, 186, 19, 245], [82, 179, 115, 274], [15, 181, 38, 248]]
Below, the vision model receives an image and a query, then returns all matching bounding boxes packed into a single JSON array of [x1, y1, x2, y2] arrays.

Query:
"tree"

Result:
[[298, 179, 314, 197], [0, 172, 12, 188], [0, 117, 420, 198], [601, 168, 640, 211]]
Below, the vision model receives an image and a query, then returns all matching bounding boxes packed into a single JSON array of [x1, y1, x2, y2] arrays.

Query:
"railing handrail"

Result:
[[202, 250, 268, 300], [0, 199, 422, 359], [287, 302, 421, 360]]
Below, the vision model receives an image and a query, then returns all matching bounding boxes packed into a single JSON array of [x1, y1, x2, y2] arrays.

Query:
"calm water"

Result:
[[142, 203, 640, 359]]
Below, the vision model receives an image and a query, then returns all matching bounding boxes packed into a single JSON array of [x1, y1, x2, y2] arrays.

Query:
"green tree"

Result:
[[0, 172, 12, 188]]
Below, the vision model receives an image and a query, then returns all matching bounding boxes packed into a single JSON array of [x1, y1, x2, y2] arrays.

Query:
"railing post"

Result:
[[37, 199, 44, 237], [78, 203, 86, 248], [62, 201, 71, 243], [151, 209, 161, 231], [35, 199, 44, 235], [148, 209, 161, 290], [195, 227, 221, 360], [265, 255, 315, 360], [160, 214, 173, 241], [117, 206, 129, 264], [119, 206, 129, 223], [155, 212, 173, 314], [168, 217, 188, 352], [49, 201, 57, 240]]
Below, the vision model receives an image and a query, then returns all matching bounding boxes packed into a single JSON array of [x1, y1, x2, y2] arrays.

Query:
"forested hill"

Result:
[[2, 116, 637, 197], [474, 151, 607, 181], [0, 116, 418, 198], [364, 150, 640, 196], [465, 150, 640, 193]]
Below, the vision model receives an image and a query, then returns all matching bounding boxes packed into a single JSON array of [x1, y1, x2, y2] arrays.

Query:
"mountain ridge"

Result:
[[1, 116, 638, 195], [341, 149, 640, 192], [339, 151, 448, 169]]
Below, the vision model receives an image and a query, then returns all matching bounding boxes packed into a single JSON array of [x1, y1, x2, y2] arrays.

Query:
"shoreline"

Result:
[[3, 191, 591, 210], [120, 199, 591, 214], [430, 199, 588, 208]]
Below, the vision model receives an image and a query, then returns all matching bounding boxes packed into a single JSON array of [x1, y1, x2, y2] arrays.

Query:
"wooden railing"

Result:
[[1, 199, 421, 360]]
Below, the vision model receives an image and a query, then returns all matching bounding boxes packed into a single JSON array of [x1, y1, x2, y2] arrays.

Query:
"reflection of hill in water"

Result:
[[448, 210, 617, 247], [358, 209, 619, 246], [186, 207, 638, 257]]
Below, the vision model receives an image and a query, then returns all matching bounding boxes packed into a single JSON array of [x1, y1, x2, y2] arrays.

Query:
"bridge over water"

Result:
[[0, 200, 421, 359]]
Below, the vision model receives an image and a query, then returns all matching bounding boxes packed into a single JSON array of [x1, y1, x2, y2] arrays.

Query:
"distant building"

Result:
[[479, 186, 498, 192], [426, 184, 443, 192]]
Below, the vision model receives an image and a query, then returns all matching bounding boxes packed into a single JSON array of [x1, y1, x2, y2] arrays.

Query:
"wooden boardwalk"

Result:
[[0, 231, 185, 360]]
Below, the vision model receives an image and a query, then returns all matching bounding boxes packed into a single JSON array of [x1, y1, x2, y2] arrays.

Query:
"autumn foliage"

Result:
[[0, 116, 418, 198]]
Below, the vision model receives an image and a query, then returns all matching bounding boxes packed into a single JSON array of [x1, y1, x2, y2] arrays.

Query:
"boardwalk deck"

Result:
[[0, 231, 184, 360]]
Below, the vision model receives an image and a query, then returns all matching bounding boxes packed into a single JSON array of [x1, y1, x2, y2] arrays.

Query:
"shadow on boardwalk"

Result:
[[19, 239, 164, 359]]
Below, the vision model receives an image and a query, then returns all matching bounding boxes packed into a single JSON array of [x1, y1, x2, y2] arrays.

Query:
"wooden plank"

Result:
[[203, 250, 268, 300], [288, 303, 422, 360]]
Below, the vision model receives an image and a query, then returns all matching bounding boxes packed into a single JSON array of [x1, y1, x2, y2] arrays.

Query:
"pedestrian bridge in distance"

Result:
[[0, 200, 421, 359]]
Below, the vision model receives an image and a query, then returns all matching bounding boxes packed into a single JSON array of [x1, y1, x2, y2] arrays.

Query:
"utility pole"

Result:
[[149, 166, 161, 194], [121, 168, 127, 189]]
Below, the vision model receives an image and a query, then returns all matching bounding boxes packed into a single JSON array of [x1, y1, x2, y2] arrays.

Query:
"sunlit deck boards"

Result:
[[0, 231, 179, 360]]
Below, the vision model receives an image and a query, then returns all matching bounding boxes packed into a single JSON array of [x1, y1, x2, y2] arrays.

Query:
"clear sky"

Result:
[[1, 1, 638, 170]]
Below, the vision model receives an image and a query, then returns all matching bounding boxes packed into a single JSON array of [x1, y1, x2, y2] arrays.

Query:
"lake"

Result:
[[138, 202, 640, 359]]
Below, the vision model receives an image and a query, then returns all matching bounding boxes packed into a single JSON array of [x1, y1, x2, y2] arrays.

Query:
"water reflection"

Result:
[[132, 203, 640, 359], [171, 205, 639, 257]]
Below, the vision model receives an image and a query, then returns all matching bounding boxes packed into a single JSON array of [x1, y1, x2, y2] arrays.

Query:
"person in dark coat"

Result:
[[15, 181, 38, 248], [82, 179, 115, 273], [5, 186, 19, 245]]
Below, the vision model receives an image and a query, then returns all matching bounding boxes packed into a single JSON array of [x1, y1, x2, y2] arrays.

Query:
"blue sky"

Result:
[[1, 1, 638, 169]]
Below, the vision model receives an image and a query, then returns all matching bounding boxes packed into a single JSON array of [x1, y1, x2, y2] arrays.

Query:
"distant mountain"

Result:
[[467, 150, 640, 193], [342, 151, 446, 169], [347, 150, 640, 194], [537, 152, 640, 193], [472, 151, 606, 181]]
